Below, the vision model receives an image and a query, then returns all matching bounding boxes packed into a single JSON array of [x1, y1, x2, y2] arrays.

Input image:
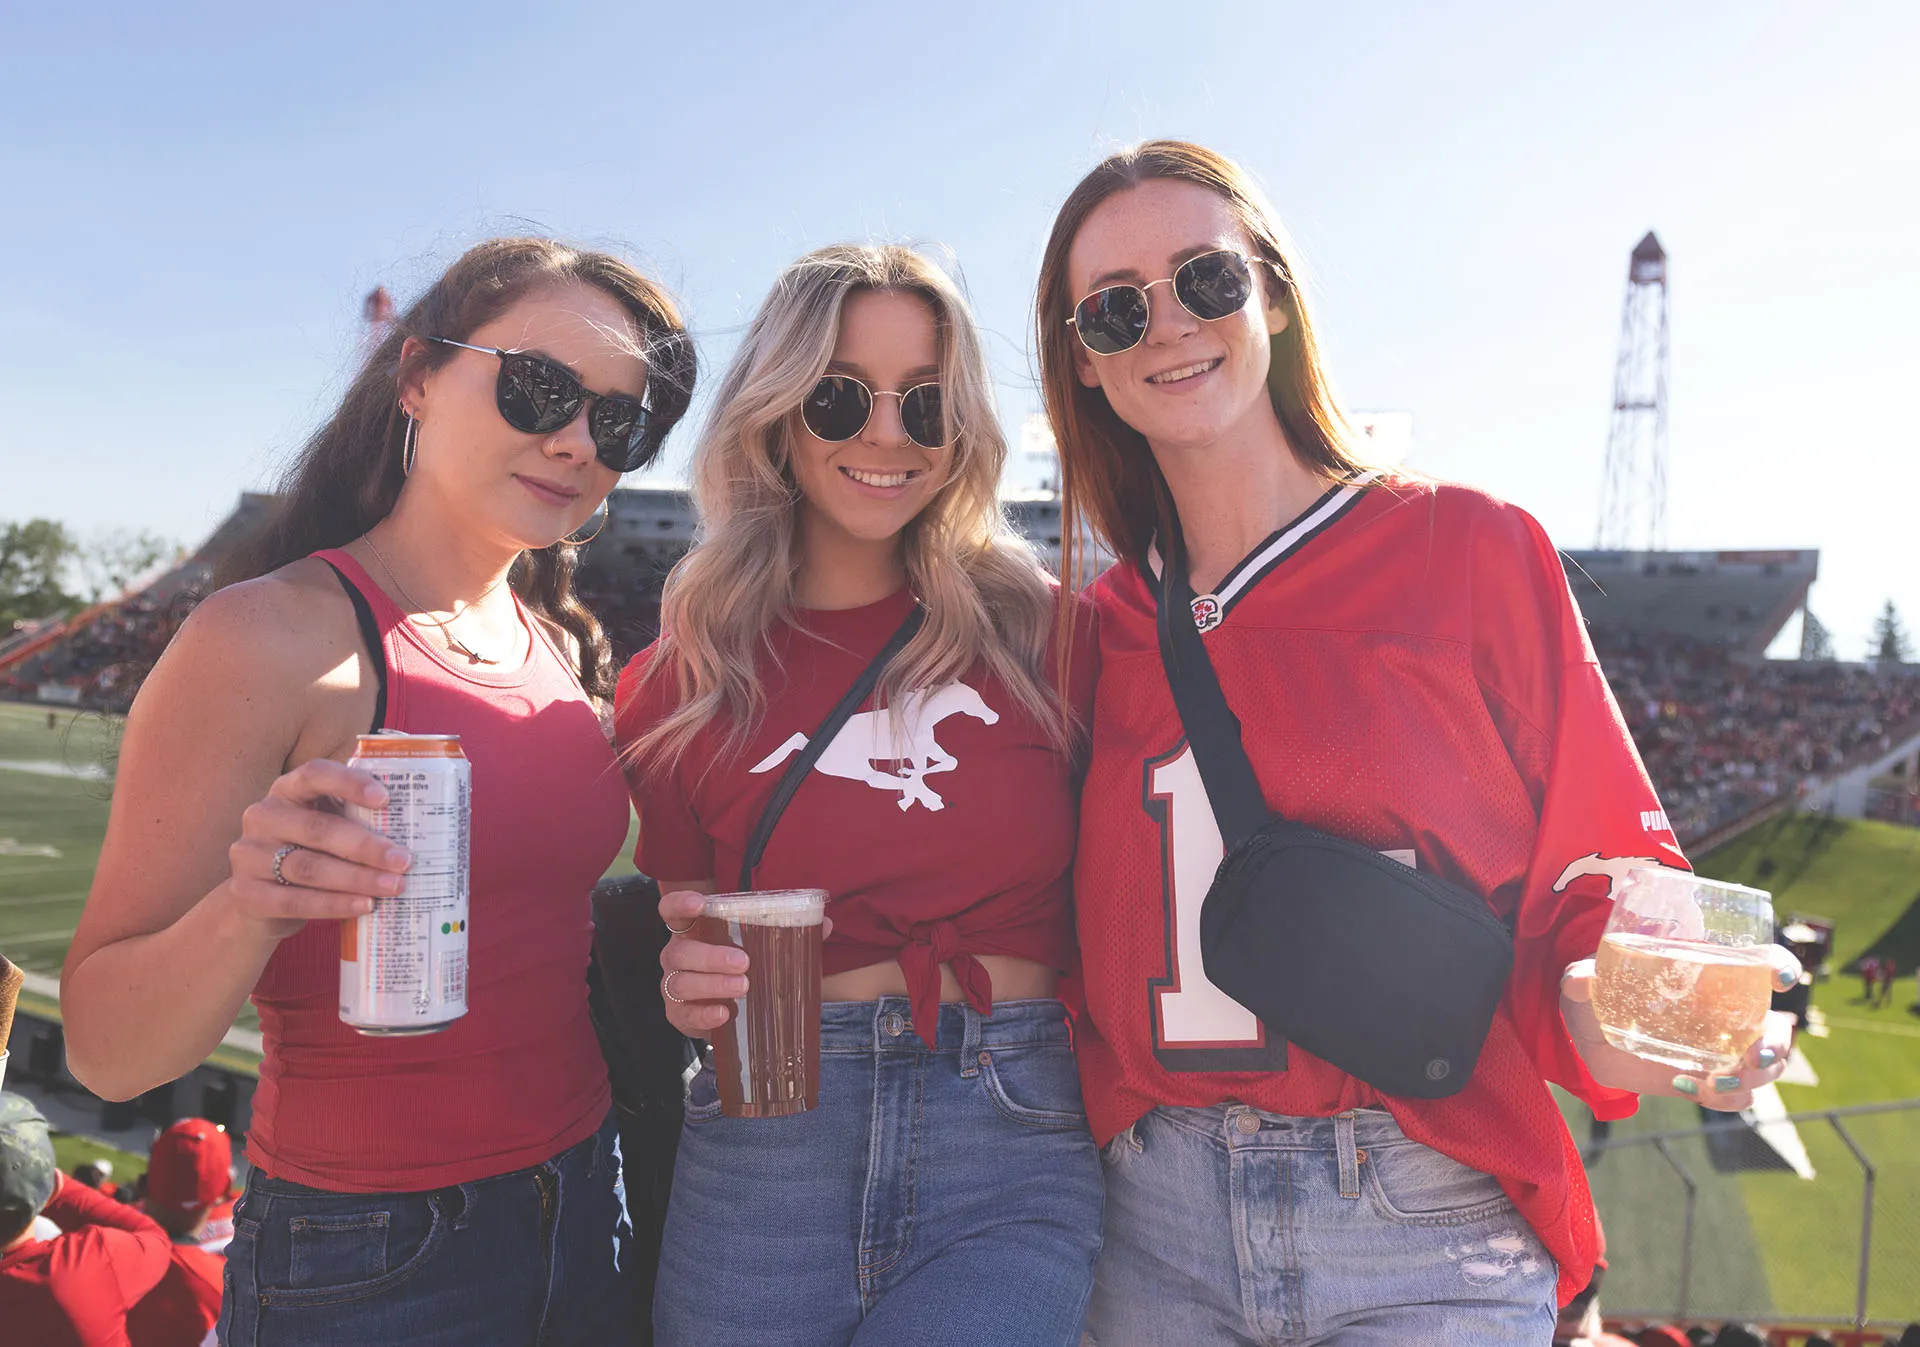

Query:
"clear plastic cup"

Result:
[[1592, 868, 1775, 1074], [697, 889, 826, 1118]]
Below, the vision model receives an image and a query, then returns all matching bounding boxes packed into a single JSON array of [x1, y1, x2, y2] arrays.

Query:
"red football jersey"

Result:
[[615, 586, 1094, 1042], [1074, 472, 1684, 1306]]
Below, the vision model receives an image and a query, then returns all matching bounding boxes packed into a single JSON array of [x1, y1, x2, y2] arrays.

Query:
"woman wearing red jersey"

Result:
[[1035, 141, 1799, 1344], [61, 238, 694, 1345], [616, 244, 1102, 1345]]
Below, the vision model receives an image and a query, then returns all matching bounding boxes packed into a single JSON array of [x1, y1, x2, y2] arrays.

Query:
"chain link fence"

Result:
[[1583, 1097, 1920, 1329]]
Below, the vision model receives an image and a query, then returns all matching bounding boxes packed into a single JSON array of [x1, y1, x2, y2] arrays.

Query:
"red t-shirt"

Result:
[[0, 1173, 171, 1347], [125, 1242, 223, 1347], [614, 586, 1093, 1041], [1073, 473, 1685, 1307]]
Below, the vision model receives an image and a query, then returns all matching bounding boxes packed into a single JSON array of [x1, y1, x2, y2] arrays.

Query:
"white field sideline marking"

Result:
[[0, 760, 109, 780], [1824, 1016, 1920, 1039]]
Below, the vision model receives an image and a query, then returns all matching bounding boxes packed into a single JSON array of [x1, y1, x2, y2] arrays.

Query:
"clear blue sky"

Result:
[[3, 1, 1914, 654]]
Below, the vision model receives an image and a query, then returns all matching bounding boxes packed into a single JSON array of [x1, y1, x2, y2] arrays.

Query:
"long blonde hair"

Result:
[[1036, 140, 1370, 581], [633, 243, 1065, 768]]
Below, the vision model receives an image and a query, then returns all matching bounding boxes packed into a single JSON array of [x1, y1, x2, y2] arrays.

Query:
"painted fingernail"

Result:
[[1757, 1047, 1778, 1069], [1672, 1076, 1700, 1096], [1777, 969, 1797, 989], [1714, 1075, 1742, 1093]]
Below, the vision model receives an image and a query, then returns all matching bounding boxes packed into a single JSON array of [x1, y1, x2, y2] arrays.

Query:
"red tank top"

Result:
[[244, 549, 628, 1191]]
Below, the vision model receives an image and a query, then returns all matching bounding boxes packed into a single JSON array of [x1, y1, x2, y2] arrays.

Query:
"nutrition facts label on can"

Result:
[[343, 749, 472, 1031]]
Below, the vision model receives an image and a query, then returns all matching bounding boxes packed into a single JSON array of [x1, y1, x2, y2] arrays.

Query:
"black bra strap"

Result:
[[323, 560, 388, 734]]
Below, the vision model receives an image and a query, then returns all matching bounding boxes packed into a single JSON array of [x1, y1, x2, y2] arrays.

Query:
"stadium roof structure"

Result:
[[1562, 548, 1818, 658]]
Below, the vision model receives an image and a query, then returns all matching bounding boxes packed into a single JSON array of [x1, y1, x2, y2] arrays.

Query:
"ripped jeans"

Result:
[[1086, 1105, 1557, 1347]]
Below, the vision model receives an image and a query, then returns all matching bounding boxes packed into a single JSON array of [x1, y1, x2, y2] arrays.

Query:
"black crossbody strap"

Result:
[[737, 606, 926, 890], [1154, 528, 1277, 854]]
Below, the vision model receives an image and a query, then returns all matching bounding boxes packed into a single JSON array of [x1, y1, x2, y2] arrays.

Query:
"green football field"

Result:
[[3, 700, 1916, 1320]]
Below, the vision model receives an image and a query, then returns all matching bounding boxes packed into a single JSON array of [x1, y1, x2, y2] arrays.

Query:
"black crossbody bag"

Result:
[[1154, 533, 1511, 1098]]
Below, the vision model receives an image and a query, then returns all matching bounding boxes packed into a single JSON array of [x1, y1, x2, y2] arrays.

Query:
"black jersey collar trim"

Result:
[[1145, 468, 1380, 625]]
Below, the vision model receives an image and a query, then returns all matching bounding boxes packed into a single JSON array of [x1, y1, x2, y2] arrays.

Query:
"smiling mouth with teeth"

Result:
[[841, 466, 922, 488], [1145, 357, 1225, 385]]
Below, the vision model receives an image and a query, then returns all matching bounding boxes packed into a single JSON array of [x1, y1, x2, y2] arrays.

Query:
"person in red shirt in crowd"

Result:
[[1032, 140, 1800, 1343], [138, 1118, 235, 1255], [0, 1092, 171, 1347], [70, 1159, 118, 1198], [123, 1118, 235, 1347], [623, 244, 1101, 1345]]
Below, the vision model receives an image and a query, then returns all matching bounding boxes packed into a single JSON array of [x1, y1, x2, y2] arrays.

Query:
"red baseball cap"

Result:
[[146, 1118, 232, 1212]]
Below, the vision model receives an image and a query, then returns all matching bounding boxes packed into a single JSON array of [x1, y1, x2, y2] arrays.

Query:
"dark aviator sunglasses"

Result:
[[429, 337, 674, 474], [801, 375, 946, 451], [1066, 249, 1280, 356]]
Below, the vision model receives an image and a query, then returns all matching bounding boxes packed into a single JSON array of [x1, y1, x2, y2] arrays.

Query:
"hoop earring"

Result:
[[561, 506, 606, 547], [401, 412, 420, 477]]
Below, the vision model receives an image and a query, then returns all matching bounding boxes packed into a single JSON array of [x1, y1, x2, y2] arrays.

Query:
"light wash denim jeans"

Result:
[[1086, 1105, 1557, 1347], [219, 1111, 629, 1346], [655, 998, 1104, 1347]]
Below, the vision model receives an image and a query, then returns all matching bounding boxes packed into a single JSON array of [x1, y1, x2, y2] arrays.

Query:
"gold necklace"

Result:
[[361, 535, 511, 666]]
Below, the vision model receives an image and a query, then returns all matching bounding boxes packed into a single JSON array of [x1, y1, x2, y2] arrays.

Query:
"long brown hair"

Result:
[[219, 237, 696, 698], [630, 244, 1066, 771], [1035, 140, 1369, 585]]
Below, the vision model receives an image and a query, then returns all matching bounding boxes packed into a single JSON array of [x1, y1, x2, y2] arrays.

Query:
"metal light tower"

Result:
[[1595, 232, 1670, 550]]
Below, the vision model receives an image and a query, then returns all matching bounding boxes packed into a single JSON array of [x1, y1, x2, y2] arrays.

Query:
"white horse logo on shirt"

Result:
[[749, 682, 998, 812]]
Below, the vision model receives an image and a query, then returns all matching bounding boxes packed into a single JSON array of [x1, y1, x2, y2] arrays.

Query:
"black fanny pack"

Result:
[[1154, 532, 1511, 1099]]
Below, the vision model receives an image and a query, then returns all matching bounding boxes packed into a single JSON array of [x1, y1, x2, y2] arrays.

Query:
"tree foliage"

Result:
[[0, 519, 81, 628], [1799, 609, 1835, 662], [74, 529, 179, 603], [1870, 599, 1912, 664]]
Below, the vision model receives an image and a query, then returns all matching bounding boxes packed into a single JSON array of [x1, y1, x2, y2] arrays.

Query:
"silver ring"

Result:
[[664, 916, 696, 936], [272, 844, 300, 887], [661, 970, 686, 1004]]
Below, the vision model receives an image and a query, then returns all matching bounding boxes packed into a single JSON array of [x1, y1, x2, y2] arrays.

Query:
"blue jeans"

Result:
[[655, 998, 1104, 1347], [1087, 1105, 1557, 1347], [219, 1111, 630, 1346]]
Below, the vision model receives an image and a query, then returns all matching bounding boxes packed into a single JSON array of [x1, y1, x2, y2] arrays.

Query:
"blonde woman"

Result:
[[614, 245, 1101, 1345]]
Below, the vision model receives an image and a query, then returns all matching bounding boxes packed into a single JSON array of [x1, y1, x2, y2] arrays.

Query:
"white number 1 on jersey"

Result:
[[1145, 745, 1285, 1068]]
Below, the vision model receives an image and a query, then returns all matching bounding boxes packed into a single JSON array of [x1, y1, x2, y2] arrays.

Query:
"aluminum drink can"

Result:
[[340, 733, 472, 1035]]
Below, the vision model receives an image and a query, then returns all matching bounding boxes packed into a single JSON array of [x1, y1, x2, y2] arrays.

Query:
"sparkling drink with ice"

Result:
[[1591, 868, 1774, 1074]]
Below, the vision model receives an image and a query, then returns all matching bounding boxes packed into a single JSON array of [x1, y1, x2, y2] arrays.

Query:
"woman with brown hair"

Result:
[[60, 237, 694, 1345], [1034, 142, 1796, 1343]]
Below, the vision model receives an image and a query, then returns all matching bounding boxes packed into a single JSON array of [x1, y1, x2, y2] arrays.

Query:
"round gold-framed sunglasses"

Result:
[[1066, 249, 1281, 356]]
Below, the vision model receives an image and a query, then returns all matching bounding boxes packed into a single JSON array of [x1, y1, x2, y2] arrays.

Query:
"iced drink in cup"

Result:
[[698, 889, 826, 1118], [1592, 867, 1774, 1074]]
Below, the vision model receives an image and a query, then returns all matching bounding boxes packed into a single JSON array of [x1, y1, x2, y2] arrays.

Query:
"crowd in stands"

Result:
[[11, 575, 1920, 850], [1, 1094, 234, 1345], [5, 592, 199, 713], [1590, 628, 1920, 842]]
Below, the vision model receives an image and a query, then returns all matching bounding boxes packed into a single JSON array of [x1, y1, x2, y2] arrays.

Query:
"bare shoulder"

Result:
[[130, 559, 370, 745], [162, 559, 360, 683]]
